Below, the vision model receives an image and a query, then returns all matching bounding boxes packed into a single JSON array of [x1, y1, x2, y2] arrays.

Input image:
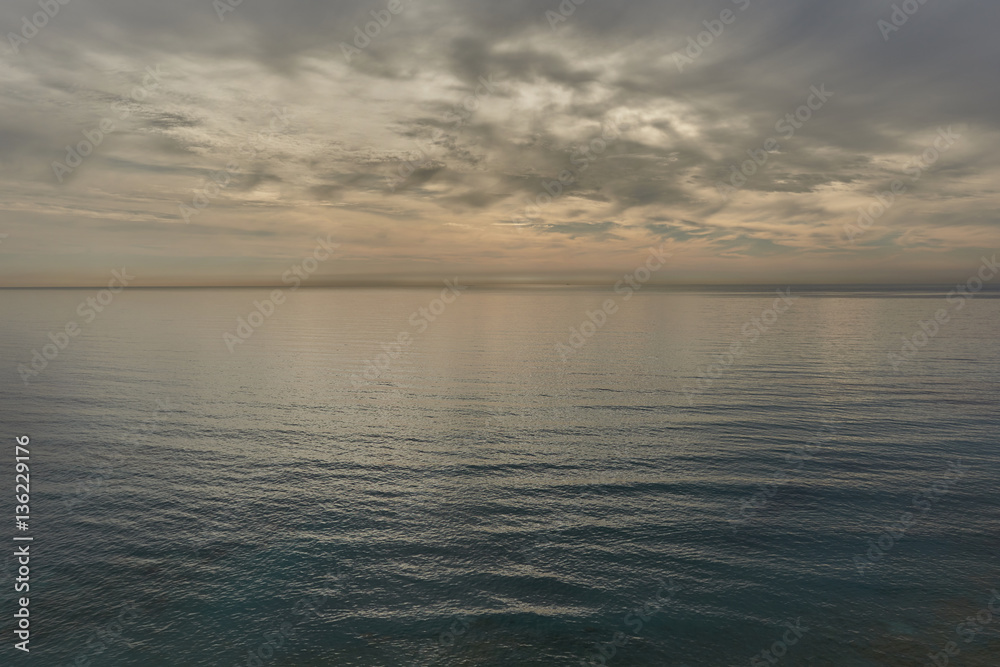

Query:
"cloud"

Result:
[[541, 221, 624, 240], [0, 0, 997, 284]]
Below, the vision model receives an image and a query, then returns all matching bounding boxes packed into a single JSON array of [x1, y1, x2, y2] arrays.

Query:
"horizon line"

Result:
[[1, 282, 997, 291]]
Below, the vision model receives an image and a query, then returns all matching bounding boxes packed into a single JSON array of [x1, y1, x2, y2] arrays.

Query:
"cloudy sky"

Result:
[[1, 0, 997, 286]]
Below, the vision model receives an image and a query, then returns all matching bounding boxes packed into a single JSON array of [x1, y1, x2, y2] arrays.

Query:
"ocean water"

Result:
[[1, 287, 998, 666]]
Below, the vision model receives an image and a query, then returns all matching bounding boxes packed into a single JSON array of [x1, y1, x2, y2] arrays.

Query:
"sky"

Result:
[[0, 0, 997, 286]]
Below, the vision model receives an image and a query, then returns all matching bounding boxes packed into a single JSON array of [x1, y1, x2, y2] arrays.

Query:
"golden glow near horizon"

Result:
[[0, 1, 997, 286]]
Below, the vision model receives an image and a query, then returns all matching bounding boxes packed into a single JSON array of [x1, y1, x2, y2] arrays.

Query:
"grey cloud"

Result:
[[1, 0, 998, 284]]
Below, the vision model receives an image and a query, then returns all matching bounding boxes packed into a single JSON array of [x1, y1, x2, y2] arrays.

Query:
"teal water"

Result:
[[1, 287, 998, 666]]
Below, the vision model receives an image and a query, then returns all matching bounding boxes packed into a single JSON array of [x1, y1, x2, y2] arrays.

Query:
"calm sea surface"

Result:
[[1, 287, 998, 666]]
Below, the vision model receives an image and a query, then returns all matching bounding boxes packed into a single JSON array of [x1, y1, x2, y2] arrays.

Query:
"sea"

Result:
[[1, 286, 998, 666]]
